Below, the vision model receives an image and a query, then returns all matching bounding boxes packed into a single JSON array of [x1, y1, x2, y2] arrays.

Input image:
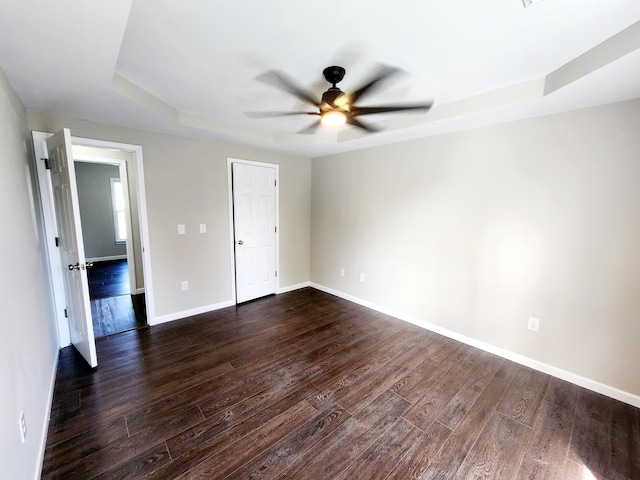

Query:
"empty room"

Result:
[[1, 1, 639, 479]]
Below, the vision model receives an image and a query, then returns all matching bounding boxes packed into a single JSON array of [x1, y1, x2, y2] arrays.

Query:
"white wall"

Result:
[[311, 99, 640, 400], [27, 112, 312, 320], [75, 161, 127, 260], [0, 70, 59, 478]]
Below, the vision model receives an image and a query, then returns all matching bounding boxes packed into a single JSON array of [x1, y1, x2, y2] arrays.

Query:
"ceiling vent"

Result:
[[523, 0, 544, 7]]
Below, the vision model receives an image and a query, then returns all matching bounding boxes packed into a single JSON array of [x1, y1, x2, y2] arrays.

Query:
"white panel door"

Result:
[[232, 162, 276, 303], [47, 129, 97, 368]]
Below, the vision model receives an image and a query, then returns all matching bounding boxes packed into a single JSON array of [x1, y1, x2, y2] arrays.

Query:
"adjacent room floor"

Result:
[[42, 288, 640, 479], [87, 259, 146, 337]]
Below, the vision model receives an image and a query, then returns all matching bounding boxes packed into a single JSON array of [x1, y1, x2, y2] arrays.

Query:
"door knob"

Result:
[[68, 263, 80, 271], [237, 240, 244, 245]]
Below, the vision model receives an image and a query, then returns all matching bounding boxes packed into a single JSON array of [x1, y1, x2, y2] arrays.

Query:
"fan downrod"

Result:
[[323, 66, 346, 87]]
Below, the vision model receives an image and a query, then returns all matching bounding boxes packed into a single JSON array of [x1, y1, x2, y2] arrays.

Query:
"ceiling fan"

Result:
[[247, 65, 433, 134]]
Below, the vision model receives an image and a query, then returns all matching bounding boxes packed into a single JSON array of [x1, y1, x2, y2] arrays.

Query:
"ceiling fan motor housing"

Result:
[[321, 88, 347, 109]]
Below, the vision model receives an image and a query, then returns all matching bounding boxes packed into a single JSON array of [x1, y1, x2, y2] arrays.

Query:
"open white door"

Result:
[[232, 162, 277, 303], [47, 129, 97, 368]]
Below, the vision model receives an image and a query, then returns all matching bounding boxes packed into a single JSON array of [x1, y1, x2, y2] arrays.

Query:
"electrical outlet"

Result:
[[528, 316, 540, 331], [181, 281, 189, 291], [199, 223, 207, 233], [339, 268, 345, 277], [19, 411, 26, 443], [177, 224, 185, 235], [360, 273, 366, 283]]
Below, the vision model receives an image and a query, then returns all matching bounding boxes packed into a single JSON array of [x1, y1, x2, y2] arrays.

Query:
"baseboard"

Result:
[[277, 281, 311, 294], [35, 348, 59, 480], [149, 284, 311, 326], [150, 299, 236, 325], [86, 255, 127, 262], [310, 282, 640, 408]]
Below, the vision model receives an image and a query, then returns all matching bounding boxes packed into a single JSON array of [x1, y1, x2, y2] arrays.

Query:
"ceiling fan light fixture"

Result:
[[321, 110, 347, 127]]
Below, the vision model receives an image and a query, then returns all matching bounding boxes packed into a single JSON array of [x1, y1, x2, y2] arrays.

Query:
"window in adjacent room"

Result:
[[110, 177, 126, 243]]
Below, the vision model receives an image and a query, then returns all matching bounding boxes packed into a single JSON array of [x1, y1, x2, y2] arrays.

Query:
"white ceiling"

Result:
[[1, 0, 639, 157]]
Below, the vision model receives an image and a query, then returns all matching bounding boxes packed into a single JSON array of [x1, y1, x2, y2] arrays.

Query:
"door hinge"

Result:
[[55, 237, 60, 247], [64, 308, 68, 318], [274, 226, 277, 233], [275, 270, 278, 277], [274, 179, 276, 187], [41, 157, 50, 170]]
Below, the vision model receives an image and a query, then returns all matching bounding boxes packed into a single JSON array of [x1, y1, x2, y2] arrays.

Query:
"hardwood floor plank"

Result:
[[43, 426, 166, 479], [384, 421, 452, 480], [334, 329, 435, 414], [390, 338, 469, 404], [544, 376, 582, 410], [274, 390, 410, 480], [43, 416, 129, 477], [126, 345, 308, 435], [91, 442, 171, 480], [574, 389, 614, 434], [610, 400, 640, 480], [402, 348, 491, 430], [307, 327, 429, 411], [436, 354, 504, 430], [44, 408, 128, 454], [419, 361, 521, 480], [47, 358, 234, 447], [335, 417, 424, 480], [452, 411, 532, 480], [224, 403, 350, 480], [568, 426, 612, 479], [292, 313, 377, 353], [515, 398, 576, 480], [568, 389, 615, 479], [152, 385, 318, 478], [176, 400, 319, 479], [496, 366, 551, 427], [564, 459, 607, 479]]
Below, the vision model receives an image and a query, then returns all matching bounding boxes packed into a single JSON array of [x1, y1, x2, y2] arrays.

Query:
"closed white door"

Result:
[[232, 162, 277, 303], [47, 129, 97, 368]]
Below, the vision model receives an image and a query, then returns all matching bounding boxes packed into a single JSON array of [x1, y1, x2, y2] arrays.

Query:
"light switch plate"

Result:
[[199, 223, 207, 233], [178, 224, 185, 235]]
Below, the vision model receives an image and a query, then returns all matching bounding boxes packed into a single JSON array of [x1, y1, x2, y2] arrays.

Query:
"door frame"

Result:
[[33, 132, 155, 346], [226, 157, 279, 303]]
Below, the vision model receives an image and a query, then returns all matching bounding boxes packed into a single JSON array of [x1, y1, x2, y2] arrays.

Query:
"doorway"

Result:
[[33, 131, 153, 356], [73, 151, 147, 337]]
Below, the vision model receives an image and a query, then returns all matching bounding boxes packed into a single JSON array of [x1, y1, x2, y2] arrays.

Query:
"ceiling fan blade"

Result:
[[349, 65, 401, 104], [245, 111, 319, 118], [256, 70, 319, 108], [351, 103, 433, 116], [298, 120, 322, 134], [347, 117, 380, 133]]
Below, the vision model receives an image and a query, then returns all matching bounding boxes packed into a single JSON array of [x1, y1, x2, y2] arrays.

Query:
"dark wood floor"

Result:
[[90, 294, 147, 337], [88, 259, 146, 337], [88, 259, 130, 299], [42, 288, 640, 480]]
